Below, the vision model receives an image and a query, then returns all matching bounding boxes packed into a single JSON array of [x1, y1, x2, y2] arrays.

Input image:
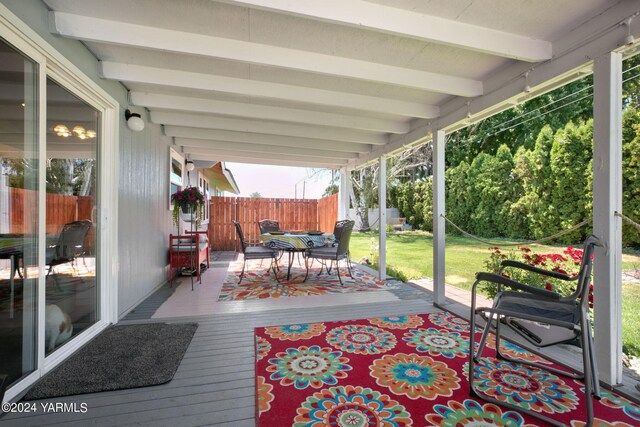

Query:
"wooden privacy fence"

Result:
[[7, 187, 95, 234], [318, 193, 338, 233], [209, 194, 338, 251]]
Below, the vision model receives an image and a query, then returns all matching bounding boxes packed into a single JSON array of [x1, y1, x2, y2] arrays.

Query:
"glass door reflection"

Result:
[[0, 38, 38, 389], [44, 78, 99, 356]]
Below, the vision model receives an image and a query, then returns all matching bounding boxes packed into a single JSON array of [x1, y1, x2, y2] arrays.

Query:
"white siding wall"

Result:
[[348, 208, 400, 230], [118, 111, 173, 317]]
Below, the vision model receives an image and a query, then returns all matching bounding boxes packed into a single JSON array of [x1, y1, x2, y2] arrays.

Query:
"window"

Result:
[[169, 148, 184, 208]]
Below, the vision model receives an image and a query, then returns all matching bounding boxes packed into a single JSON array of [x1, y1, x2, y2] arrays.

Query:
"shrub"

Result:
[[481, 245, 591, 305], [369, 235, 379, 265], [385, 265, 411, 283]]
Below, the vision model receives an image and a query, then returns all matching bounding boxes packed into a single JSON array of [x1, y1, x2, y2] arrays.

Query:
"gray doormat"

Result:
[[23, 322, 198, 400]]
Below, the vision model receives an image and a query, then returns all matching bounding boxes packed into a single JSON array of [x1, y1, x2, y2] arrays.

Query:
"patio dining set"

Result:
[[233, 219, 355, 285]]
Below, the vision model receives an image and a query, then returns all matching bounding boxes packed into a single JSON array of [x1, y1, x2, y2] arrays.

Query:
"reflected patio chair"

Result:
[[258, 219, 280, 234], [469, 234, 602, 427], [304, 220, 354, 286], [46, 220, 92, 276], [233, 221, 279, 284]]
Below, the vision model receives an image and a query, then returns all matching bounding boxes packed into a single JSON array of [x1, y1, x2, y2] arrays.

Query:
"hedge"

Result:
[[392, 109, 640, 247]]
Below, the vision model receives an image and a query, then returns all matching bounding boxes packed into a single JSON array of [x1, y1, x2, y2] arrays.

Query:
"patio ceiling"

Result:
[[43, 0, 639, 169]]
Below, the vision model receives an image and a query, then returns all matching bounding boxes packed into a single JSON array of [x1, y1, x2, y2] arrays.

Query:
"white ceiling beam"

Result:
[[131, 92, 408, 133], [353, 0, 640, 168], [102, 62, 438, 118], [151, 111, 388, 145], [184, 146, 349, 164], [176, 137, 358, 160], [220, 0, 551, 62], [185, 147, 347, 167], [189, 153, 340, 169], [163, 126, 372, 154], [53, 12, 482, 96]]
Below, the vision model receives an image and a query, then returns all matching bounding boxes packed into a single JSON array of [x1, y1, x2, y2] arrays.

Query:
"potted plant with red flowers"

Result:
[[171, 186, 205, 229]]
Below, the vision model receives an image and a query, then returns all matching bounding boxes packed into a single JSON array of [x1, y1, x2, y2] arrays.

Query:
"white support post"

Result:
[[432, 129, 446, 305], [378, 156, 387, 280], [338, 168, 348, 219], [592, 51, 623, 386]]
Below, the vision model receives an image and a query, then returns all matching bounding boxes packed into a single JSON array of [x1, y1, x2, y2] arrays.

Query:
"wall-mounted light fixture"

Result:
[[125, 109, 145, 132]]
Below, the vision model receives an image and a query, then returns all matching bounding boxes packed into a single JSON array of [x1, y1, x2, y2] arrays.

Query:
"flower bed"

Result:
[[483, 245, 593, 307]]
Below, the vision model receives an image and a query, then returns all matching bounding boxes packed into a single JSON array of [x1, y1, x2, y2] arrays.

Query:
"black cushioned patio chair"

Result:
[[327, 219, 355, 271], [469, 234, 603, 427], [304, 220, 354, 286], [233, 221, 279, 284], [331, 219, 351, 246], [258, 219, 280, 234]]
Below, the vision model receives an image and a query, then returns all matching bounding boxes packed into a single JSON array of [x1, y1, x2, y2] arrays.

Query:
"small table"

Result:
[[260, 232, 334, 281]]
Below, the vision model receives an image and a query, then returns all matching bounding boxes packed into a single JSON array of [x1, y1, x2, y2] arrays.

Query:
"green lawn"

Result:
[[350, 231, 640, 356]]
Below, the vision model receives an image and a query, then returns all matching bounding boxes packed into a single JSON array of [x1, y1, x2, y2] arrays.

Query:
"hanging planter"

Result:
[[171, 186, 205, 229]]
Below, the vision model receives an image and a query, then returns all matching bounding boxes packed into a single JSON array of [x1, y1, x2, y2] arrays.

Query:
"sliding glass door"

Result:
[[44, 78, 99, 356], [0, 37, 39, 389], [0, 6, 119, 401], [0, 35, 104, 393]]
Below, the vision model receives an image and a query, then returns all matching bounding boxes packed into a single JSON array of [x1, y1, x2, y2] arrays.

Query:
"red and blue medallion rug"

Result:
[[219, 260, 400, 301], [255, 311, 640, 426]]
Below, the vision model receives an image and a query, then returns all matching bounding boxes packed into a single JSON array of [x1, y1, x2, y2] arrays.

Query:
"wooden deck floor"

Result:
[[1, 299, 435, 426], [3, 252, 639, 426]]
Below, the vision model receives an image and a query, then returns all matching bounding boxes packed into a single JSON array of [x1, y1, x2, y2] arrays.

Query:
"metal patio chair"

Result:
[[326, 219, 354, 272], [258, 219, 280, 234], [233, 221, 279, 284], [469, 234, 603, 427], [304, 220, 354, 286]]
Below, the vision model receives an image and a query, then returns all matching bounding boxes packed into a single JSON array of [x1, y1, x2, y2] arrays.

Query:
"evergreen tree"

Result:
[[466, 146, 517, 237], [546, 120, 593, 243], [507, 146, 533, 238], [445, 160, 472, 234], [622, 109, 640, 245]]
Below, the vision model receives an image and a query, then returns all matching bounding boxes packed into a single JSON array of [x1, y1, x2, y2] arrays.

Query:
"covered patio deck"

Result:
[[4, 255, 640, 426], [1, 0, 639, 425], [2, 258, 436, 426]]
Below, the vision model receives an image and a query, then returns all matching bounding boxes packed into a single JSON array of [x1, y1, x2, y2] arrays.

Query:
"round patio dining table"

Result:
[[260, 232, 334, 281]]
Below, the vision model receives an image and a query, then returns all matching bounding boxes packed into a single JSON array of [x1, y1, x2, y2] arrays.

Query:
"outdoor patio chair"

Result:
[[324, 219, 354, 273], [304, 220, 354, 286], [469, 234, 603, 427], [258, 219, 280, 234], [233, 221, 279, 284], [331, 219, 351, 246], [46, 220, 92, 276]]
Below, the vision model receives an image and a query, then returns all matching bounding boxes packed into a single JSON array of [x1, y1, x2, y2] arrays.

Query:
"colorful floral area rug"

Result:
[[218, 260, 400, 301], [255, 311, 640, 426]]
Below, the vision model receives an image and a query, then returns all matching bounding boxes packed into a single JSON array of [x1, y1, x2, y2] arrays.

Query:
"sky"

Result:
[[225, 162, 335, 199]]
